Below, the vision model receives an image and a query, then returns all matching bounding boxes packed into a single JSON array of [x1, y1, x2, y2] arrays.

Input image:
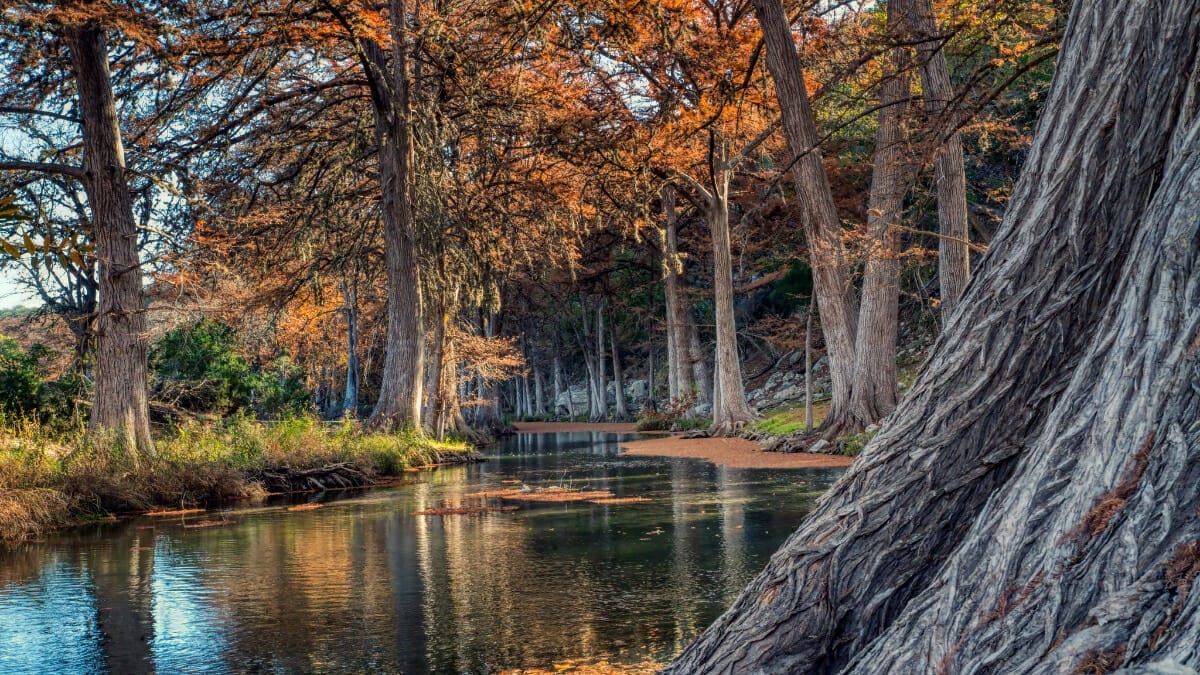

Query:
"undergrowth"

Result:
[[0, 414, 473, 543]]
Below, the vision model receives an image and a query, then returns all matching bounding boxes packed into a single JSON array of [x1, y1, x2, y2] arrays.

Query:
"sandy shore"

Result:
[[512, 422, 852, 469], [620, 435, 853, 470], [513, 421, 641, 433]]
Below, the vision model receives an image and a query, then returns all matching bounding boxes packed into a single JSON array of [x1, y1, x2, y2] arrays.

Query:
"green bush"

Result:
[[151, 321, 311, 419], [0, 336, 47, 417]]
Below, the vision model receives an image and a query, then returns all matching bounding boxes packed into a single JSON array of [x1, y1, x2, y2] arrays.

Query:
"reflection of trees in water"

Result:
[[91, 529, 155, 674], [0, 436, 837, 672]]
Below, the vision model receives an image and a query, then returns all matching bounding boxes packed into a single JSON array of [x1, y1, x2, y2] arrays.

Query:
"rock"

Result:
[[773, 385, 803, 402], [808, 439, 832, 454], [625, 379, 648, 402]]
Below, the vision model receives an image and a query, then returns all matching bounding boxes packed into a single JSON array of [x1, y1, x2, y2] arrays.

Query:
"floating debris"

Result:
[[468, 487, 616, 503], [587, 497, 652, 505], [182, 519, 233, 529], [413, 505, 520, 516], [286, 503, 323, 512], [144, 508, 205, 517]]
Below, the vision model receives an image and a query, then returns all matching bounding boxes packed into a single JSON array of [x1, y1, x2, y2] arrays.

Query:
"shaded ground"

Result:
[[514, 421, 640, 433], [620, 435, 852, 469]]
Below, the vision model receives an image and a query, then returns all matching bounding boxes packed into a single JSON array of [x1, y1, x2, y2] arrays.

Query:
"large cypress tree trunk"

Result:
[[849, 10, 912, 430], [366, 0, 424, 431], [667, 1, 1200, 671], [903, 0, 971, 322], [66, 24, 153, 457], [708, 138, 758, 432]]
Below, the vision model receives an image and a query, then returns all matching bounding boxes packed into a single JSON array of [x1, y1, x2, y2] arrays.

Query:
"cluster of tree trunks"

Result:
[[668, 1, 1200, 671], [755, 0, 975, 439]]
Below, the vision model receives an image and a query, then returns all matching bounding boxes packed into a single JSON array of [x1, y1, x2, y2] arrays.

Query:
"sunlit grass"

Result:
[[0, 414, 474, 542], [750, 402, 829, 436]]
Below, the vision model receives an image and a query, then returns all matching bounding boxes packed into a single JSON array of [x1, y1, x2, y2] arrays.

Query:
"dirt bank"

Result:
[[513, 422, 641, 433], [620, 435, 853, 470]]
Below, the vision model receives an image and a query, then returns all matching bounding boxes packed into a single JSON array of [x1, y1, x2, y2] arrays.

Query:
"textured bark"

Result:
[[708, 138, 758, 432], [849, 13, 912, 429], [365, 0, 424, 431], [667, 2, 1200, 672], [903, 0, 971, 321], [66, 24, 153, 456], [754, 0, 858, 432]]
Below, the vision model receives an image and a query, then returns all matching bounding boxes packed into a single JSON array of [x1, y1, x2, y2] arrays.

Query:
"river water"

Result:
[[0, 431, 842, 674]]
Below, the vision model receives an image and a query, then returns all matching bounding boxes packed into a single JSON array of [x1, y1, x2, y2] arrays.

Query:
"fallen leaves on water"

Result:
[[466, 487, 654, 505], [413, 505, 520, 516], [182, 519, 234, 528], [500, 659, 660, 674], [145, 508, 206, 517]]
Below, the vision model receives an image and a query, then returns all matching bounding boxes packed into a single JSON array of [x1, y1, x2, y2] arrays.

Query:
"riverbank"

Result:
[[0, 417, 477, 543], [620, 434, 852, 469]]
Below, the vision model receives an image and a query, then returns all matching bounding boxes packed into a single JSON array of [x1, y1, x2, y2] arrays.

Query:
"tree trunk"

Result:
[[341, 277, 360, 418], [594, 298, 610, 421], [667, 2, 1200, 671], [708, 137, 759, 433], [753, 0, 859, 435], [662, 184, 693, 399], [552, 330, 565, 419], [684, 297, 712, 406], [804, 302, 814, 433], [903, 0, 971, 322], [365, 0, 424, 431], [66, 24, 153, 457], [848, 10, 912, 432], [609, 312, 630, 420]]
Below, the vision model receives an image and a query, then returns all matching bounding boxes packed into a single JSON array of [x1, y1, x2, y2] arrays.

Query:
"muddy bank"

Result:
[[514, 422, 641, 433], [619, 435, 853, 470]]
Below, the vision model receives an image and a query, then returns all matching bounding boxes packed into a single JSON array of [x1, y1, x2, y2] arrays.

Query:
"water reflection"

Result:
[[0, 432, 843, 674]]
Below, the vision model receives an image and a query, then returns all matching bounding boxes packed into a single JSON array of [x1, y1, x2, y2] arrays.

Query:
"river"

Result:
[[0, 431, 842, 674]]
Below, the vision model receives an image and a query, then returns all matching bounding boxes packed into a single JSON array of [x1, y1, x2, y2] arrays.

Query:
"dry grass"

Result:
[[0, 415, 476, 543], [0, 488, 69, 541]]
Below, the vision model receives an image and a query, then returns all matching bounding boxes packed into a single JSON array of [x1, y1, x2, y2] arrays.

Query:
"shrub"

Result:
[[0, 336, 47, 417]]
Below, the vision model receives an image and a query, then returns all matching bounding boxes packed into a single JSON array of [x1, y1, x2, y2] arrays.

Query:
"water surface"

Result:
[[0, 432, 843, 673]]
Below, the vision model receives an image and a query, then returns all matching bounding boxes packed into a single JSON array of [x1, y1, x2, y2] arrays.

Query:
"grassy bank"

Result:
[[0, 416, 476, 543]]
